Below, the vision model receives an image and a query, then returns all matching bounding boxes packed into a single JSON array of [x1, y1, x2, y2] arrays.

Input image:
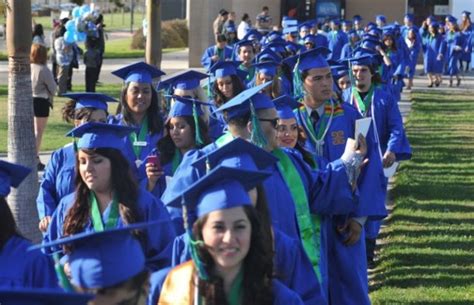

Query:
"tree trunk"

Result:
[[6, 0, 41, 242], [145, 0, 162, 69]]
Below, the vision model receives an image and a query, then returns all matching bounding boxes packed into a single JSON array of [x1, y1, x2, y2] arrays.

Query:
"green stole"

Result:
[[171, 149, 182, 175], [227, 270, 243, 305], [352, 85, 374, 115], [129, 117, 149, 159], [89, 192, 119, 231], [215, 132, 235, 147], [272, 148, 321, 279]]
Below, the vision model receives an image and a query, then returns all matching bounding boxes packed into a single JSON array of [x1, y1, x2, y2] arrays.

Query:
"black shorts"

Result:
[[33, 97, 51, 117]]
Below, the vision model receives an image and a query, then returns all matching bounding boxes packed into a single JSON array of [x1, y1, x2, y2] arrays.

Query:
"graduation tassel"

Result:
[[249, 101, 268, 149], [206, 75, 212, 100], [53, 252, 74, 292], [182, 198, 208, 281], [192, 102, 204, 146], [292, 57, 304, 100]]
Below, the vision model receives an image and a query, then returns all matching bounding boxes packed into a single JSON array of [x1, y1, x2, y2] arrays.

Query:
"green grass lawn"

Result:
[[0, 84, 122, 153], [369, 92, 474, 304]]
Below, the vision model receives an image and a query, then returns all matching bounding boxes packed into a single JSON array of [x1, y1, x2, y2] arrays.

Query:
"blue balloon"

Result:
[[80, 4, 91, 16], [65, 20, 75, 31], [64, 30, 75, 44], [72, 6, 81, 18], [74, 31, 87, 42]]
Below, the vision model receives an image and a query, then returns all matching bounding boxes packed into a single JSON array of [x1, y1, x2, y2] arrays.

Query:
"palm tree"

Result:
[[6, 0, 41, 242], [145, 0, 162, 68]]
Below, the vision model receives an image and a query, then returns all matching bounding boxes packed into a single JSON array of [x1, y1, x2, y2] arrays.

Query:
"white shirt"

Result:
[[237, 21, 250, 40]]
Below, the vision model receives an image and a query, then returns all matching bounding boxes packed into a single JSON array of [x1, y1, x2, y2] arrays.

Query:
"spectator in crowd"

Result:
[[54, 26, 73, 95], [238, 13, 252, 40], [84, 37, 101, 92], [256, 6, 272, 35], [213, 9, 229, 38], [32, 24, 46, 46]]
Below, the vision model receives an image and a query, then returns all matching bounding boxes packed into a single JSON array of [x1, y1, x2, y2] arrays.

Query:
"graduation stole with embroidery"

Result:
[[272, 148, 321, 279], [89, 192, 119, 231], [129, 116, 148, 159], [352, 85, 374, 116]]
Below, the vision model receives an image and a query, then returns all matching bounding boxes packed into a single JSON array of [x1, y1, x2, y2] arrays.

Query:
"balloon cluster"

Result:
[[63, 4, 99, 44]]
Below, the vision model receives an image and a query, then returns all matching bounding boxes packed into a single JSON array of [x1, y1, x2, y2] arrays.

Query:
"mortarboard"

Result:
[[253, 61, 280, 77], [31, 221, 161, 289], [296, 46, 332, 72], [158, 70, 208, 91], [273, 95, 300, 120], [283, 26, 298, 35], [242, 29, 263, 42], [347, 54, 374, 67], [256, 48, 282, 63], [360, 38, 383, 51], [264, 40, 288, 56], [330, 19, 341, 25], [208, 60, 242, 78], [341, 19, 352, 26], [353, 15, 363, 22], [0, 288, 94, 305], [303, 34, 317, 45], [66, 122, 135, 151], [298, 20, 314, 32], [282, 16, 298, 28], [111, 61, 165, 84], [376, 15, 387, 23], [225, 24, 236, 33], [446, 15, 457, 24], [404, 13, 414, 21], [0, 160, 31, 197], [61, 92, 117, 111], [331, 64, 349, 80], [462, 11, 471, 17]]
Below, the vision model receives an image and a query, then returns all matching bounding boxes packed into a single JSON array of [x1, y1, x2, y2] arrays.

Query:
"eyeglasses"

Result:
[[258, 117, 279, 129], [276, 124, 298, 133]]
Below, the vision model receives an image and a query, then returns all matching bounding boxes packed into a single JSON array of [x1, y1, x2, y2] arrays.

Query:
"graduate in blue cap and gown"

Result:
[[37, 93, 115, 234], [327, 19, 348, 61], [242, 29, 263, 53], [44, 122, 176, 271], [298, 21, 314, 44], [201, 34, 234, 70], [403, 26, 423, 90], [159, 166, 305, 305], [233, 39, 256, 85], [291, 48, 385, 303], [158, 70, 209, 108], [381, 28, 404, 102], [445, 16, 465, 87], [251, 61, 284, 98], [208, 61, 246, 140], [162, 82, 366, 303], [110, 61, 167, 184], [460, 11, 472, 71], [340, 30, 361, 59], [144, 96, 211, 200], [0, 288, 93, 305], [0, 161, 57, 289], [353, 15, 365, 37], [345, 53, 411, 273], [36, 222, 160, 304], [421, 22, 447, 87], [161, 138, 325, 305]]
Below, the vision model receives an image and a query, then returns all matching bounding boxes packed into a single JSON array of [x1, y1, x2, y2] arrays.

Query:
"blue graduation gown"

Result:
[[0, 235, 58, 289], [109, 114, 163, 185], [200, 45, 234, 70], [461, 29, 473, 62], [273, 279, 305, 305], [208, 102, 227, 141], [327, 30, 348, 61], [340, 42, 356, 59], [422, 33, 447, 74], [314, 34, 329, 49], [44, 188, 176, 271], [147, 267, 172, 305], [445, 31, 464, 76], [405, 37, 422, 79], [170, 229, 326, 305], [36, 143, 76, 220]]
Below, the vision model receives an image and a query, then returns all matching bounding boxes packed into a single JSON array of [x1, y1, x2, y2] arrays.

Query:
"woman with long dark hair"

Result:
[[110, 62, 166, 185], [422, 22, 446, 87], [460, 11, 472, 72], [37, 93, 113, 234], [44, 123, 176, 271], [145, 96, 211, 199], [0, 161, 57, 288], [445, 16, 464, 87], [207, 61, 246, 141], [159, 166, 304, 305]]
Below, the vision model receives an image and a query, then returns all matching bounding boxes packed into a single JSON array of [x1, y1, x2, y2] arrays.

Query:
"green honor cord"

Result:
[[272, 148, 322, 280], [89, 191, 119, 232]]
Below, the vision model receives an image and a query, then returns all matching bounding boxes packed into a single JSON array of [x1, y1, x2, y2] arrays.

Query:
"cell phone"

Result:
[[146, 155, 162, 171]]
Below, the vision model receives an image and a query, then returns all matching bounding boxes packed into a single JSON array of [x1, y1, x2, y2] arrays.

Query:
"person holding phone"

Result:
[[144, 96, 211, 201]]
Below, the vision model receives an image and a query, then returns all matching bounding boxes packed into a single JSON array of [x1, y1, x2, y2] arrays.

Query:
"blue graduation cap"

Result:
[[282, 16, 298, 28], [331, 64, 349, 80], [32, 221, 161, 289], [376, 15, 387, 23], [366, 22, 377, 31], [303, 34, 317, 45], [225, 24, 236, 33], [360, 38, 382, 51], [264, 40, 288, 55], [330, 18, 341, 25], [353, 15, 363, 22], [298, 20, 314, 32], [61, 92, 117, 111], [368, 27, 383, 38], [341, 19, 352, 26], [256, 48, 282, 63], [66, 122, 136, 151], [242, 29, 263, 42], [191, 137, 278, 174], [285, 41, 303, 54], [234, 39, 254, 52], [404, 13, 414, 22], [111, 61, 165, 84], [265, 31, 283, 43], [462, 11, 471, 17], [283, 26, 298, 35], [253, 61, 279, 77], [0, 288, 94, 305], [296, 46, 331, 72], [273, 95, 300, 120], [347, 30, 359, 39], [0, 160, 31, 197], [347, 54, 374, 67], [216, 82, 274, 147], [167, 95, 211, 145], [158, 70, 208, 91], [208, 60, 242, 78], [446, 15, 457, 24]]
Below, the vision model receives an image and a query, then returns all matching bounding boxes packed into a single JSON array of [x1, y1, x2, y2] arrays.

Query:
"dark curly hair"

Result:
[[212, 75, 245, 108], [192, 204, 274, 305], [61, 99, 108, 124], [63, 148, 140, 243]]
